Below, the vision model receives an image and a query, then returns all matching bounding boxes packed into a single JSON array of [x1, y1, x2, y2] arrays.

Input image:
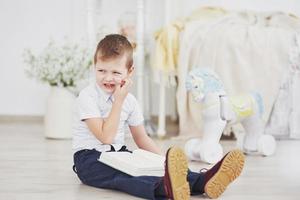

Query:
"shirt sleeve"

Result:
[[77, 91, 102, 121], [127, 95, 144, 126]]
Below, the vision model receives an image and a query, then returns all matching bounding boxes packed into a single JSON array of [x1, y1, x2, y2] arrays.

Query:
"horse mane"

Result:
[[186, 67, 225, 100]]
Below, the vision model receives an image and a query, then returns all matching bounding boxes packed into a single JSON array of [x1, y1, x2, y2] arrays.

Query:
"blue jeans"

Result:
[[73, 148, 205, 200]]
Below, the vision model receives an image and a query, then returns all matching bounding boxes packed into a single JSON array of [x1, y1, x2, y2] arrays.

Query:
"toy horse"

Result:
[[184, 68, 276, 164]]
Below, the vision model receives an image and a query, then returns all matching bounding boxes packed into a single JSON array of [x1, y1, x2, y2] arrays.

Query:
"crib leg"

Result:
[[157, 76, 166, 138]]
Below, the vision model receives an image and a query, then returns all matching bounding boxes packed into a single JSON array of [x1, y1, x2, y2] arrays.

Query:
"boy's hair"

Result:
[[94, 34, 133, 69]]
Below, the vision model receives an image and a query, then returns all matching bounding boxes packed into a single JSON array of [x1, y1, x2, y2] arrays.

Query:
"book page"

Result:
[[98, 149, 165, 176], [133, 149, 165, 166]]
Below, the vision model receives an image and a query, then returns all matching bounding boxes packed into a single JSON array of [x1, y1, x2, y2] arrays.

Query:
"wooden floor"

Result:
[[0, 121, 300, 200]]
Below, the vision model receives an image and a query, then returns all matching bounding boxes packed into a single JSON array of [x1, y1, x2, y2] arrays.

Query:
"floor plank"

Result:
[[0, 122, 299, 200]]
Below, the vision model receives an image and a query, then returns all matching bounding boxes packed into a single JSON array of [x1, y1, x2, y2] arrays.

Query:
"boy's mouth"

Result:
[[103, 83, 116, 90]]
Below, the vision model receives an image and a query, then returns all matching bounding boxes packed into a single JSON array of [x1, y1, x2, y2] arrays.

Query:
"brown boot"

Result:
[[164, 146, 190, 200], [202, 149, 245, 199]]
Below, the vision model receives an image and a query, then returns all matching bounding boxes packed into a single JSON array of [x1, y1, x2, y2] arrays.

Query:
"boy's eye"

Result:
[[113, 72, 121, 75], [98, 69, 104, 72]]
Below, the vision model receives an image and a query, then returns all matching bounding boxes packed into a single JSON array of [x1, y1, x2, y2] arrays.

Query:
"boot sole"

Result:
[[166, 147, 190, 200], [204, 149, 245, 199]]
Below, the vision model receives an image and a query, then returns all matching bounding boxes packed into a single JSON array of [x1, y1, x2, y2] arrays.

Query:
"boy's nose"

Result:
[[104, 75, 114, 82]]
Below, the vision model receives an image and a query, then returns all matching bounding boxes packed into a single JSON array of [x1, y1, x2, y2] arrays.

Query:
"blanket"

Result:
[[175, 10, 300, 136]]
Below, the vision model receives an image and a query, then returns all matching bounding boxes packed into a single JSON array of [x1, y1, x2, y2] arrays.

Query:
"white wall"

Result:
[[0, 0, 87, 116], [179, 0, 300, 16], [0, 0, 299, 117], [0, 0, 165, 116]]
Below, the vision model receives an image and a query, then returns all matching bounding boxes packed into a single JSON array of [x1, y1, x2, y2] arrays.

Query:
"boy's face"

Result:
[[95, 54, 133, 94]]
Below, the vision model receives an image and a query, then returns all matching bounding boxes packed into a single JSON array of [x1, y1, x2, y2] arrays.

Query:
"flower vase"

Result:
[[44, 87, 75, 139]]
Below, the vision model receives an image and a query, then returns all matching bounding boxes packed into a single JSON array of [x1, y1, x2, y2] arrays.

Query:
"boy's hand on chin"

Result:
[[113, 78, 132, 102]]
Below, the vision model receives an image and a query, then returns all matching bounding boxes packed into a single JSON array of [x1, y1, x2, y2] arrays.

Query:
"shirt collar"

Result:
[[95, 83, 115, 103]]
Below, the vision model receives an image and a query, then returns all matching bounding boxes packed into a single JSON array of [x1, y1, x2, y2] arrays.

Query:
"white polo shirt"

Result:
[[72, 83, 144, 153]]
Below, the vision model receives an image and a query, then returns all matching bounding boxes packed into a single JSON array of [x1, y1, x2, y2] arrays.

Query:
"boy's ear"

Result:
[[128, 66, 135, 77]]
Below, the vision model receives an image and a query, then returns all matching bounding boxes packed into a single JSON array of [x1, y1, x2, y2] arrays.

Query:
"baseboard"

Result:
[[150, 115, 179, 124], [0, 115, 43, 123]]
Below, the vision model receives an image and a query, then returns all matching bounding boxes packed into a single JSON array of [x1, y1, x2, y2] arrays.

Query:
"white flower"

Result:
[[23, 41, 93, 90]]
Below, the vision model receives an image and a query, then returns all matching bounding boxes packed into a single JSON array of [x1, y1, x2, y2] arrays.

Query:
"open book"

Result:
[[98, 149, 165, 177]]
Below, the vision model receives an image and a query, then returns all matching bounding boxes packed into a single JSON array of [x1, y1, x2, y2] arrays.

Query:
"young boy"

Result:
[[72, 34, 245, 200]]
